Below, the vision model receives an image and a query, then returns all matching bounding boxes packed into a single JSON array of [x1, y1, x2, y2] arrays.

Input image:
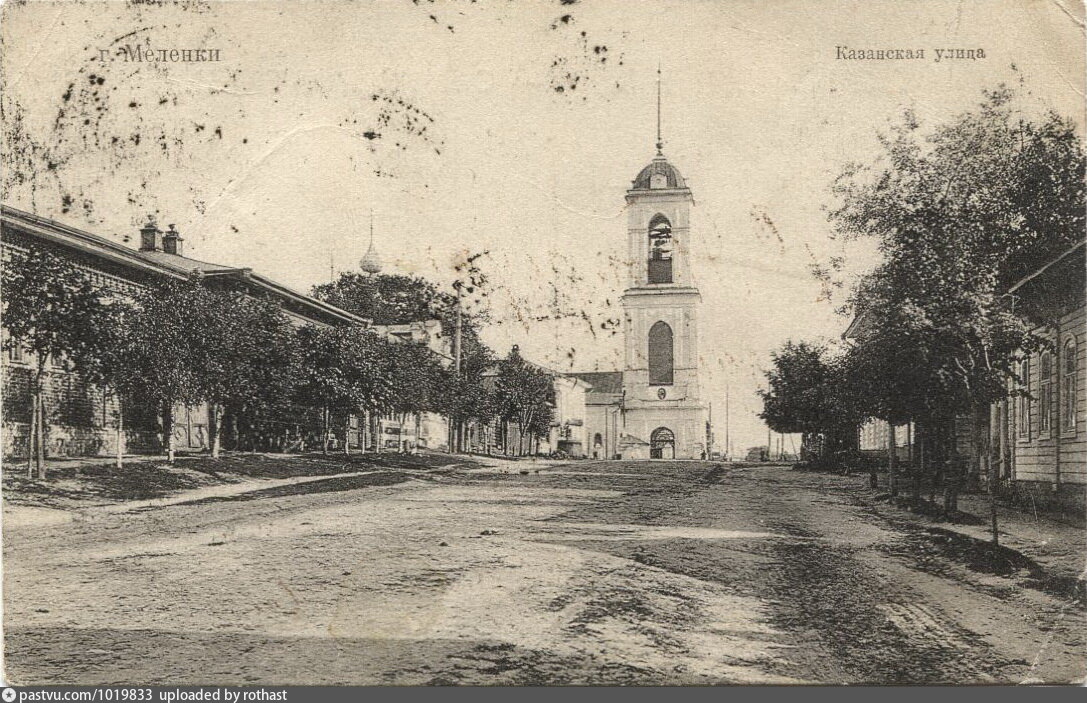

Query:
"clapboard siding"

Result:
[[1013, 302, 1087, 484]]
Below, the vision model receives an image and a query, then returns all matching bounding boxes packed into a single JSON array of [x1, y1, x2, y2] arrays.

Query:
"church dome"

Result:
[[360, 243, 383, 274], [632, 154, 686, 190]]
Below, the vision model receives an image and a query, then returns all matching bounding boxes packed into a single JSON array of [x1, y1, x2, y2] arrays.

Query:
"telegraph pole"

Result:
[[724, 383, 730, 462], [452, 280, 463, 452]]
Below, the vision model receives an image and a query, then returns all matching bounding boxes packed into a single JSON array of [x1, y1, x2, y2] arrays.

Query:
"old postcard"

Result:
[[1, 0, 1084, 689]]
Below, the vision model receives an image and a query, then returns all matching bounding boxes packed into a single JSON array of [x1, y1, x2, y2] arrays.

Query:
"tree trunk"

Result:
[[940, 421, 957, 515], [886, 423, 897, 495], [163, 404, 176, 463], [115, 393, 124, 470], [972, 399, 999, 544], [26, 386, 37, 478], [30, 358, 47, 478], [344, 414, 352, 455], [210, 404, 223, 459], [932, 423, 942, 507], [988, 449, 999, 546], [912, 421, 924, 505], [36, 393, 46, 479], [322, 406, 330, 454]]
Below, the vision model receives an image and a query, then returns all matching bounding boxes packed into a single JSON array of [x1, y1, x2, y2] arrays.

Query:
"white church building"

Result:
[[572, 137, 709, 460]]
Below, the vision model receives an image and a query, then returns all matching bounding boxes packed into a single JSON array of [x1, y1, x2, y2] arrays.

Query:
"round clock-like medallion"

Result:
[[657, 387, 667, 400]]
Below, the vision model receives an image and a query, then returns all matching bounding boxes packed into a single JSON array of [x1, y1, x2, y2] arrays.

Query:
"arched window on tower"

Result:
[[648, 214, 673, 284], [648, 321, 674, 385]]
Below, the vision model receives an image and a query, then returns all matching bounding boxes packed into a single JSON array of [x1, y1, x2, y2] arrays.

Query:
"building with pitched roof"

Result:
[[1, 205, 369, 459]]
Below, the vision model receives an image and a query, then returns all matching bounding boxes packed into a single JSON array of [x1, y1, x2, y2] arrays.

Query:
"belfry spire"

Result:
[[656, 63, 663, 155], [360, 208, 383, 275]]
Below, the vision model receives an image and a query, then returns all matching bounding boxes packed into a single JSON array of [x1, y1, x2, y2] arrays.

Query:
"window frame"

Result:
[[1039, 351, 1054, 438], [1063, 337, 1078, 437], [1, 329, 28, 366], [1017, 357, 1032, 441]]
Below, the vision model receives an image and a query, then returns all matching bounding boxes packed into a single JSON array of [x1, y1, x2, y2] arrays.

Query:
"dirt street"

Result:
[[4, 460, 1084, 685]]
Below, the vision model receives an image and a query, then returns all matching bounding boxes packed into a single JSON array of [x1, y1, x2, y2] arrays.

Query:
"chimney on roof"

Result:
[[139, 216, 163, 252], [163, 224, 184, 256]]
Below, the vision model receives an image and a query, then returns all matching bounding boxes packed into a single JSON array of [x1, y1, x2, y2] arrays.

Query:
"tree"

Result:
[[1, 249, 119, 477], [440, 338, 495, 452], [80, 296, 137, 470], [493, 346, 555, 456], [830, 86, 1084, 536], [758, 341, 860, 470], [115, 278, 213, 462], [381, 338, 446, 449], [196, 291, 297, 459], [313, 262, 495, 454], [294, 325, 395, 454], [313, 272, 464, 334]]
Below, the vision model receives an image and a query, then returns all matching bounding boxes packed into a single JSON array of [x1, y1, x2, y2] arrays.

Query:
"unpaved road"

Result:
[[4, 461, 1084, 685]]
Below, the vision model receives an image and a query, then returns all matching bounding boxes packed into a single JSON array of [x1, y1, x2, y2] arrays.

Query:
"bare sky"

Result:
[[2, 0, 1084, 452]]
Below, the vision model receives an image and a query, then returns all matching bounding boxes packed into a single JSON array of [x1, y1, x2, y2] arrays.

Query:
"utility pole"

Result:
[[724, 383, 730, 462], [452, 280, 464, 453]]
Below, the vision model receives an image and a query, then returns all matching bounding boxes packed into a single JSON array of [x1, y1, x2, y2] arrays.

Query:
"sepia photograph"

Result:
[[0, 0, 1084, 689]]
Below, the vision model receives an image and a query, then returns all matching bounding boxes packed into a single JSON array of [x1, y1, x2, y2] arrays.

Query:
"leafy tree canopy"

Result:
[[832, 87, 1084, 413]]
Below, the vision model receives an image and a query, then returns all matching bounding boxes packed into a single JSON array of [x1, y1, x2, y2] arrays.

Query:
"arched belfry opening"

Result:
[[648, 320, 674, 385], [648, 214, 673, 284]]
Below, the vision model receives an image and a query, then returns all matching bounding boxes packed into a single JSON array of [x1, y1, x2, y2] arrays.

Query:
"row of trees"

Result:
[[2, 252, 559, 477], [311, 267, 558, 455], [760, 87, 1085, 536]]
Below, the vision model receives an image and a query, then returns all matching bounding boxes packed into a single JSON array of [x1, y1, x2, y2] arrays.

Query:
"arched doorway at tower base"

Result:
[[650, 426, 675, 460]]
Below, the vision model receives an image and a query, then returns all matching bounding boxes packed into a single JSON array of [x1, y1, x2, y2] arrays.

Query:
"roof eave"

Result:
[[1, 205, 189, 280]]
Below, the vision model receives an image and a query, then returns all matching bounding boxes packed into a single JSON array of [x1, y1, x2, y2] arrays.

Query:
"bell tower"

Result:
[[618, 69, 707, 460]]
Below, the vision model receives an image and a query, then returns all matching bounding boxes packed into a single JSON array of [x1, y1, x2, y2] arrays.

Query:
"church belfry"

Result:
[[571, 70, 709, 461], [617, 68, 707, 460]]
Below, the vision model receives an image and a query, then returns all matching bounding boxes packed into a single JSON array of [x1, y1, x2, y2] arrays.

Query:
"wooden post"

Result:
[[116, 395, 124, 470]]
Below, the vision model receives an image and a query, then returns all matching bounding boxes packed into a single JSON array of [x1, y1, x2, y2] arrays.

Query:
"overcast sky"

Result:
[[3, 0, 1083, 452]]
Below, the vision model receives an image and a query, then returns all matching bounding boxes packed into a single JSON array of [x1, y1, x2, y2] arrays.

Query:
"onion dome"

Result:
[[360, 209, 383, 274], [360, 242, 382, 274]]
